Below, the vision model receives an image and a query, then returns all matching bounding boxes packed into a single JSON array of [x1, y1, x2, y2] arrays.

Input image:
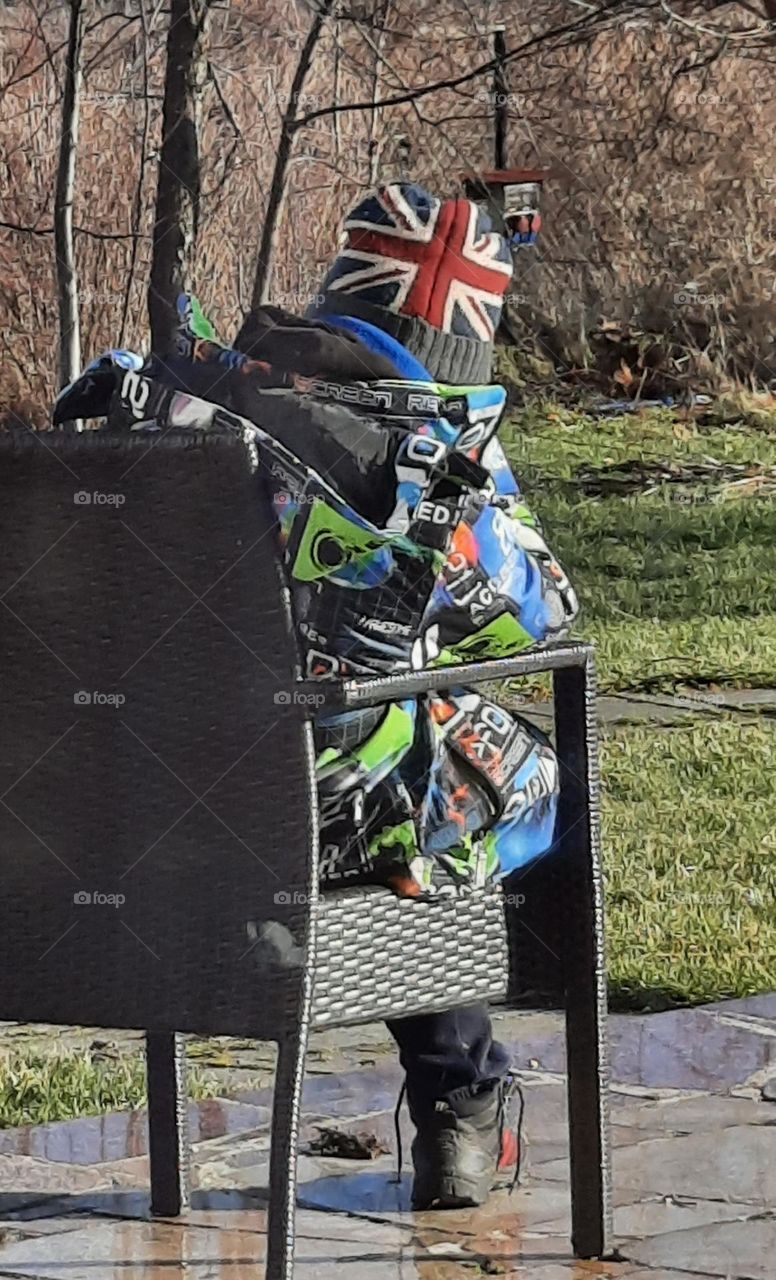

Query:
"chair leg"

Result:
[[553, 658, 613, 1259], [265, 719, 319, 1279], [146, 1031, 191, 1216], [265, 1031, 308, 1280]]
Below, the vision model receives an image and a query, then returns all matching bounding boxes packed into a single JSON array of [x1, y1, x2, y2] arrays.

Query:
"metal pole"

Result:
[[493, 25, 508, 170], [552, 659, 613, 1258]]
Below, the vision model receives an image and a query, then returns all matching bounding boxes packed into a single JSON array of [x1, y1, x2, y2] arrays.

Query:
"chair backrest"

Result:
[[0, 428, 317, 1040]]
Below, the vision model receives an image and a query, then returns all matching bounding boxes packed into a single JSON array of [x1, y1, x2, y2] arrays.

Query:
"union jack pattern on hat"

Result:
[[321, 184, 512, 342]]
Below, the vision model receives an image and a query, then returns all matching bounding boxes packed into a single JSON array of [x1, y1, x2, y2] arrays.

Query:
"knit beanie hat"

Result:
[[308, 183, 513, 385]]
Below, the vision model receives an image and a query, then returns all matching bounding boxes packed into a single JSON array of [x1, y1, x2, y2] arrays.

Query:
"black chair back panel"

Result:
[[0, 430, 316, 1038], [504, 859, 566, 1005]]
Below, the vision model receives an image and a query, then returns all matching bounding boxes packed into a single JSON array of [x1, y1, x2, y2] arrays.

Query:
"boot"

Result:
[[408, 1075, 522, 1210]]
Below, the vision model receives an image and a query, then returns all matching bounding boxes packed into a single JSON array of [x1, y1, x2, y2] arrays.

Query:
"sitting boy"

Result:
[[53, 182, 577, 1210]]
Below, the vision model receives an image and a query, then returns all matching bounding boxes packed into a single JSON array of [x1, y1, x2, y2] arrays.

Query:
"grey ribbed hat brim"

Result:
[[311, 292, 494, 386]]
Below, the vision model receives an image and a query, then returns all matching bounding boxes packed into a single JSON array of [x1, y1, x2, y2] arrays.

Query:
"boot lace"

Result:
[[393, 1072, 525, 1192]]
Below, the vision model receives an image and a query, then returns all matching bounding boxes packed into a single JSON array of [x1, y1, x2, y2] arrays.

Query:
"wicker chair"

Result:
[[0, 420, 611, 1280]]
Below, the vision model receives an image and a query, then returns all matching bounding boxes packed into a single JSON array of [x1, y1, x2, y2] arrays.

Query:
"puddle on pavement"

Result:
[[299, 1168, 412, 1215], [0, 1098, 269, 1165]]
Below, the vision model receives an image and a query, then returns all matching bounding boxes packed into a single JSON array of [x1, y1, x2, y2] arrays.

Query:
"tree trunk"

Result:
[[236, 0, 334, 337], [54, 0, 84, 388], [148, 0, 210, 353]]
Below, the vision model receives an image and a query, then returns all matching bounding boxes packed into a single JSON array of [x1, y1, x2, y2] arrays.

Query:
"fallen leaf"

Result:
[[307, 1126, 390, 1160]]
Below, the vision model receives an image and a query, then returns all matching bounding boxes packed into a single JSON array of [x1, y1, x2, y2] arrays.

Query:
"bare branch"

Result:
[[237, 0, 336, 324], [290, 1, 648, 131]]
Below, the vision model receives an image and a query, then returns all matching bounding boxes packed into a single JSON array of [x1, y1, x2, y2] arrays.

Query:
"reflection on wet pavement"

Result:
[[0, 993, 774, 1276], [0, 1100, 271, 1165]]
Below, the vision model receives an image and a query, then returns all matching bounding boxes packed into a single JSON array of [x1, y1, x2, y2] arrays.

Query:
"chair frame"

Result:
[[146, 642, 612, 1277], [0, 425, 610, 1280]]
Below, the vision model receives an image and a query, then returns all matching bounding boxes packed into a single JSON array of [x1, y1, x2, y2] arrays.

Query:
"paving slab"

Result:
[[601, 1007, 776, 1090], [506, 694, 703, 729], [0, 1215, 400, 1278], [0, 996, 774, 1276], [606, 1092, 776, 1134], [622, 1273, 718, 1280], [0, 1099, 270, 1166], [539, 1124, 776, 1206], [533, 1192, 763, 1241], [0, 1214, 92, 1241], [0, 1152, 140, 1215], [0, 1201, 637, 1279], [627, 1216, 776, 1280], [508, 686, 776, 733], [703, 992, 776, 1020], [491, 1004, 776, 1091], [691, 687, 776, 712]]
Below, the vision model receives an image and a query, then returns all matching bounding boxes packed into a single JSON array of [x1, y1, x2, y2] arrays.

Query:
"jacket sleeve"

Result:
[[502, 496, 579, 639]]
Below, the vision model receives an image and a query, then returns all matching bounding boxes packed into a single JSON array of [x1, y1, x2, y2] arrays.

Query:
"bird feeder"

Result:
[[461, 169, 549, 248]]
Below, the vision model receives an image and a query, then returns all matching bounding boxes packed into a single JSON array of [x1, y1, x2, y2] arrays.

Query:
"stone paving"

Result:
[[0, 994, 774, 1277], [509, 685, 776, 731]]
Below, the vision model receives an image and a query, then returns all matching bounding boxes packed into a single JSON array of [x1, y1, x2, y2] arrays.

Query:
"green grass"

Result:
[[602, 717, 776, 1008], [1, 407, 772, 1117], [502, 403, 776, 479], [504, 409, 776, 692], [0, 1050, 222, 1129], [503, 406, 776, 1005], [587, 614, 776, 695]]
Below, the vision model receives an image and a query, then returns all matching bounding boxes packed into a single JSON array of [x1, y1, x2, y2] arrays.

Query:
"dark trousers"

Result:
[[386, 1002, 510, 1106]]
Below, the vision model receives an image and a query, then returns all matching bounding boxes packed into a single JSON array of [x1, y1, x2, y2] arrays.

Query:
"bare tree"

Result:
[[54, 0, 84, 387], [237, 0, 335, 335], [148, 0, 211, 352]]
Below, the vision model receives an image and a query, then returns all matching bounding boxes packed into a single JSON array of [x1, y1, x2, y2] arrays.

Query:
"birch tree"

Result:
[[54, 0, 84, 387]]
